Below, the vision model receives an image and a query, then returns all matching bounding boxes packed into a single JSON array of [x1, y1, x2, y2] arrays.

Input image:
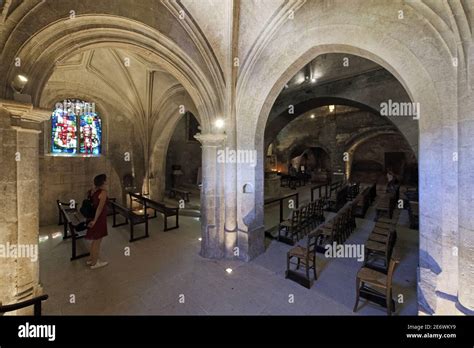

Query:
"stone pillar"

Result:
[[195, 133, 227, 259], [457, 56, 474, 313], [0, 107, 42, 314], [236, 137, 266, 261]]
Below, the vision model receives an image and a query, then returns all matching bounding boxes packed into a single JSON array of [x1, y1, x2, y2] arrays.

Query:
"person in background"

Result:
[[386, 170, 400, 194], [85, 173, 109, 269]]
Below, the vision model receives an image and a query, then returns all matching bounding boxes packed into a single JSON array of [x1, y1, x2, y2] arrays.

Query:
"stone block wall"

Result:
[[270, 106, 416, 182]]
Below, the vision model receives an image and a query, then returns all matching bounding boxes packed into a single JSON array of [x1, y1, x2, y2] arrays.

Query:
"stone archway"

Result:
[[2, 15, 220, 133], [148, 89, 200, 202], [235, 10, 459, 313]]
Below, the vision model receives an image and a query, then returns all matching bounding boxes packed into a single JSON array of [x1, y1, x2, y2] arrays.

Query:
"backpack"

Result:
[[80, 190, 96, 219]]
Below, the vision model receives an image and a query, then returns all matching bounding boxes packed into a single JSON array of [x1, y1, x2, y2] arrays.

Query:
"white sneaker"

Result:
[[90, 260, 108, 269]]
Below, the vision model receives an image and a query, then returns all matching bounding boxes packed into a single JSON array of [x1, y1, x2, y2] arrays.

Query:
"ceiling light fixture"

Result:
[[310, 114, 315, 119], [18, 75, 28, 83], [11, 74, 29, 93], [215, 119, 225, 129], [225, 268, 233, 274]]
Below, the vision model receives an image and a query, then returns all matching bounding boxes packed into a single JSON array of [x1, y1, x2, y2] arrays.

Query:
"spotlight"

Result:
[[215, 119, 225, 129], [18, 75, 28, 83], [11, 74, 31, 103], [329, 105, 335, 113], [310, 114, 315, 119], [311, 78, 316, 83], [198, 237, 202, 241], [11, 74, 29, 93], [225, 268, 233, 274]]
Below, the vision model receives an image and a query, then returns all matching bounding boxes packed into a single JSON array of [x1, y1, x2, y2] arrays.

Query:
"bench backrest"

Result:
[[58, 202, 84, 225], [128, 192, 177, 215], [111, 201, 132, 215]]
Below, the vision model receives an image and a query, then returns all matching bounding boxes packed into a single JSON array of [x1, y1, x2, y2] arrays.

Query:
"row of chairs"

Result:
[[375, 186, 400, 220], [278, 199, 325, 243], [354, 218, 399, 315], [285, 197, 361, 288], [316, 198, 359, 247]]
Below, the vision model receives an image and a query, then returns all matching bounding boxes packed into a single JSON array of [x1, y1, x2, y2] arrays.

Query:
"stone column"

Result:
[[457, 56, 474, 313], [195, 133, 227, 259], [0, 107, 42, 314]]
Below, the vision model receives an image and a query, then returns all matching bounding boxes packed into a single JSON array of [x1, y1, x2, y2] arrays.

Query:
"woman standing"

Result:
[[86, 174, 109, 269]]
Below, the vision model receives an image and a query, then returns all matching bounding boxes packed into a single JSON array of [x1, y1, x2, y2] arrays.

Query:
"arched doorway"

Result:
[[235, 12, 457, 312]]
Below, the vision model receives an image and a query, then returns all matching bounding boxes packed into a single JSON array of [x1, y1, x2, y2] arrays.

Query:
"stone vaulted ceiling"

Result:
[[41, 47, 186, 125]]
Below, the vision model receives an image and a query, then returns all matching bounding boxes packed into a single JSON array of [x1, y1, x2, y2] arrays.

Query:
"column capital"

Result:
[[194, 132, 226, 146]]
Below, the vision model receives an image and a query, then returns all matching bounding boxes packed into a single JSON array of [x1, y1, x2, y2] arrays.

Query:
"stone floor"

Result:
[[39, 190, 418, 315]]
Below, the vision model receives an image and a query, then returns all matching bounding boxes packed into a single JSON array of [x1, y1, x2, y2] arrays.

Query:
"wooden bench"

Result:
[[0, 294, 49, 316], [58, 202, 89, 261], [110, 200, 149, 242], [57, 200, 76, 239], [58, 198, 116, 239], [128, 192, 179, 232], [169, 187, 191, 202]]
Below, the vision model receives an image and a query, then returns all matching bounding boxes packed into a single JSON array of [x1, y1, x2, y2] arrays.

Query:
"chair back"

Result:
[[386, 257, 400, 289], [290, 209, 300, 226], [300, 204, 308, 221], [307, 232, 318, 254], [309, 201, 316, 217]]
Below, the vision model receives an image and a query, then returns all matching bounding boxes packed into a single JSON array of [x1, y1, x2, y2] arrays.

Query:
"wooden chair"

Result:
[[364, 229, 396, 272], [315, 199, 325, 223], [286, 232, 319, 288], [298, 204, 310, 239], [353, 256, 400, 315], [278, 209, 300, 243], [319, 215, 343, 245], [307, 201, 317, 229], [371, 226, 390, 236]]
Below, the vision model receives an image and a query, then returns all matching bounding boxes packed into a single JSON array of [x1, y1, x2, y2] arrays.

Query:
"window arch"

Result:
[[51, 99, 102, 155]]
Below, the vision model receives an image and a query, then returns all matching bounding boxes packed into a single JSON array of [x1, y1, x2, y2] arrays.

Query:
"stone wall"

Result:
[[270, 106, 416, 183], [351, 134, 417, 184]]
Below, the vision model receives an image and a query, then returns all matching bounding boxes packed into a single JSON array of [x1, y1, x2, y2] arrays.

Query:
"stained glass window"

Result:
[[80, 113, 102, 154], [51, 109, 77, 154], [51, 100, 102, 155]]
